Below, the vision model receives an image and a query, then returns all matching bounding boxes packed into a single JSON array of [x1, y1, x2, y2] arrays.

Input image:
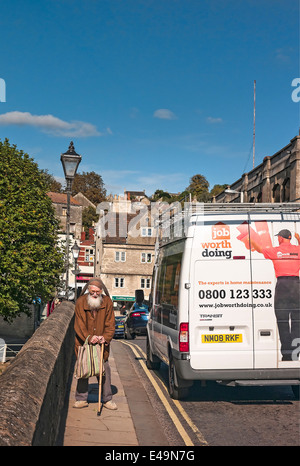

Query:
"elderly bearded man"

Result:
[[73, 278, 117, 409]]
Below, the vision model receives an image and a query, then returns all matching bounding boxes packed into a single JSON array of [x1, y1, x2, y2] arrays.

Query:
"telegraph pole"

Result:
[[253, 80, 256, 169]]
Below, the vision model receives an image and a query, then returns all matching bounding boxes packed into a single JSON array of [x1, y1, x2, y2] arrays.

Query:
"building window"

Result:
[[141, 252, 152, 263], [257, 191, 262, 203], [115, 251, 126, 262], [114, 277, 125, 288], [283, 178, 290, 202], [141, 278, 151, 289], [141, 227, 153, 237], [62, 207, 67, 216], [85, 249, 94, 262], [272, 183, 280, 203]]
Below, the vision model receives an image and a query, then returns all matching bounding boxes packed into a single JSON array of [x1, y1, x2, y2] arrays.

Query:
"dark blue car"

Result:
[[114, 315, 126, 338], [124, 303, 149, 339]]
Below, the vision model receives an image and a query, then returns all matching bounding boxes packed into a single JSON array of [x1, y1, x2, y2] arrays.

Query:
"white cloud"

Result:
[[130, 107, 140, 119], [275, 47, 293, 63], [153, 109, 177, 120], [206, 116, 223, 124], [0, 111, 101, 137]]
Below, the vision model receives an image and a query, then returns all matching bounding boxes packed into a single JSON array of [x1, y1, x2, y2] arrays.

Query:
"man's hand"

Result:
[[295, 232, 300, 244], [90, 335, 105, 344]]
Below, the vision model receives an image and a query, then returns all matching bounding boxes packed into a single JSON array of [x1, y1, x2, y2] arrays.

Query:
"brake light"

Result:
[[132, 312, 140, 316], [179, 322, 189, 352]]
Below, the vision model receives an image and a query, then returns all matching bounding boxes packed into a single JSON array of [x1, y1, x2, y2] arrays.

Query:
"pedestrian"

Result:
[[73, 278, 117, 409], [248, 229, 300, 361]]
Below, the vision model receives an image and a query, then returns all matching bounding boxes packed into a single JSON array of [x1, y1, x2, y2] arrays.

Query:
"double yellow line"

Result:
[[120, 340, 208, 447]]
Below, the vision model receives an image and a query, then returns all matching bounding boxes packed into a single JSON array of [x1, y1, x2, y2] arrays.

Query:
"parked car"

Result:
[[124, 303, 149, 339], [114, 315, 126, 338]]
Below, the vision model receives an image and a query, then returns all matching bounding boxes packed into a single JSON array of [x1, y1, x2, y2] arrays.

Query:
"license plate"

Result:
[[201, 333, 243, 343], [117, 325, 124, 329]]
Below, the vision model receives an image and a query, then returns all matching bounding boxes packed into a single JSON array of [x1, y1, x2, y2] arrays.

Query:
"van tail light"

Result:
[[179, 322, 189, 352]]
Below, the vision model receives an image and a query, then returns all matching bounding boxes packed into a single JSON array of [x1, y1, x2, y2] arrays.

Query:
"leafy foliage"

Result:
[[71, 171, 107, 205], [0, 139, 64, 321], [186, 174, 210, 202], [209, 183, 228, 200], [40, 169, 63, 193]]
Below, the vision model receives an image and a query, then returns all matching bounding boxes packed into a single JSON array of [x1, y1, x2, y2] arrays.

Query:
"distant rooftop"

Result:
[[47, 192, 81, 206]]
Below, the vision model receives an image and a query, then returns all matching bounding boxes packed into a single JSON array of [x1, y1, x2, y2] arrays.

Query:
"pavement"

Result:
[[57, 340, 170, 447]]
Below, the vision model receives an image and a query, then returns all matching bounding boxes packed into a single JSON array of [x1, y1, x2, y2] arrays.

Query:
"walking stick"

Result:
[[97, 343, 105, 416]]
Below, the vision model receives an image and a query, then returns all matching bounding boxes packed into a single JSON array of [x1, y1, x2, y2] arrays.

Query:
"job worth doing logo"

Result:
[[201, 222, 232, 259]]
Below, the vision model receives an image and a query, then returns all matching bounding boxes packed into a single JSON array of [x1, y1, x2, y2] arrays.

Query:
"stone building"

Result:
[[215, 135, 300, 203], [94, 193, 156, 309], [47, 192, 82, 239], [73, 192, 96, 210]]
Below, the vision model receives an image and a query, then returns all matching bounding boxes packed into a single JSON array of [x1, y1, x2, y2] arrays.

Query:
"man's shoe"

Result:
[[103, 400, 117, 410], [73, 400, 88, 408]]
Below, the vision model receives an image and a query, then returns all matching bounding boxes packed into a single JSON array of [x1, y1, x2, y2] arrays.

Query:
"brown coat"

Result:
[[74, 293, 115, 362]]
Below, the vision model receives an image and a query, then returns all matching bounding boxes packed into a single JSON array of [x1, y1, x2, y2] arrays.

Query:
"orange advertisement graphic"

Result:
[[212, 222, 230, 240], [237, 221, 272, 251]]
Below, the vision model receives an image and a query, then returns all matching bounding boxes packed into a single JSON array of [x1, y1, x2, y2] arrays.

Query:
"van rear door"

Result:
[[190, 213, 254, 371], [248, 213, 300, 369]]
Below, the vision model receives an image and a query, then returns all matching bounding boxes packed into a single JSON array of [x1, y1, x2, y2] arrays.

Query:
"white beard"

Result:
[[87, 294, 103, 311]]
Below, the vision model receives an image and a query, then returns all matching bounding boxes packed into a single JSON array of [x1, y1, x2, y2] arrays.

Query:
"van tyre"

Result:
[[146, 336, 161, 370], [168, 354, 189, 400]]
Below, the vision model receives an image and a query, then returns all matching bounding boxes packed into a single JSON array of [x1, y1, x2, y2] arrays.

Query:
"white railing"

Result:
[[0, 343, 25, 362]]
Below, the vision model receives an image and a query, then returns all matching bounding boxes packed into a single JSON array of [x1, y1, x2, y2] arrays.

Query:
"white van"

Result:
[[146, 203, 300, 399]]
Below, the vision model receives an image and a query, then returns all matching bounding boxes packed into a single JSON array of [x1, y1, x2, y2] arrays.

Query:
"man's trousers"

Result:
[[75, 360, 112, 402], [275, 276, 300, 360]]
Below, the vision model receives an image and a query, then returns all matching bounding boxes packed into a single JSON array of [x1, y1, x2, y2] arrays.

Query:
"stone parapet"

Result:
[[0, 301, 74, 446]]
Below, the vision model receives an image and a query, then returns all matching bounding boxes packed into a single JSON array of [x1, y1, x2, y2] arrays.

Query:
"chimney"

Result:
[[89, 228, 95, 241], [81, 230, 86, 241]]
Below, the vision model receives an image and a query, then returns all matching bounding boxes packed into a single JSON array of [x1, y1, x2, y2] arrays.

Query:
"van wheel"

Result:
[[168, 354, 189, 400], [146, 336, 161, 370], [292, 385, 300, 400]]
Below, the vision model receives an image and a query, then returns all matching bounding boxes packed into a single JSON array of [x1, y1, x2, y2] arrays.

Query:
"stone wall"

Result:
[[0, 306, 36, 339], [215, 135, 300, 203], [0, 301, 74, 446]]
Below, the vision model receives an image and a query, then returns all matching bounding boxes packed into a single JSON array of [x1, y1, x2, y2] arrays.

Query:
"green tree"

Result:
[[152, 189, 172, 202], [71, 171, 107, 205], [209, 183, 228, 200], [40, 169, 63, 193], [0, 139, 64, 322], [186, 174, 210, 202]]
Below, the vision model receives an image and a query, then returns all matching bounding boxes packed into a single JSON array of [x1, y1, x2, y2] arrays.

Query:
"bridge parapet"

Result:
[[0, 301, 75, 446]]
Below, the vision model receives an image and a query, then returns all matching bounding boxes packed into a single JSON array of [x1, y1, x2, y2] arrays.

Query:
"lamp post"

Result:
[[71, 241, 80, 302], [61, 141, 82, 300], [225, 187, 244, 203]]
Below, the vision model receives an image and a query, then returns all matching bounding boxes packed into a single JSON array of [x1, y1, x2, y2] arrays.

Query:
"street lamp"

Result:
[[71, 241, 80, 302], [61, 141, 82, 299], [225, 187, 244, 203]]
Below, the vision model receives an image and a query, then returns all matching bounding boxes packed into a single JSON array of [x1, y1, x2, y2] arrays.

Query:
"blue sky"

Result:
[[0, 0, 299, 197]]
